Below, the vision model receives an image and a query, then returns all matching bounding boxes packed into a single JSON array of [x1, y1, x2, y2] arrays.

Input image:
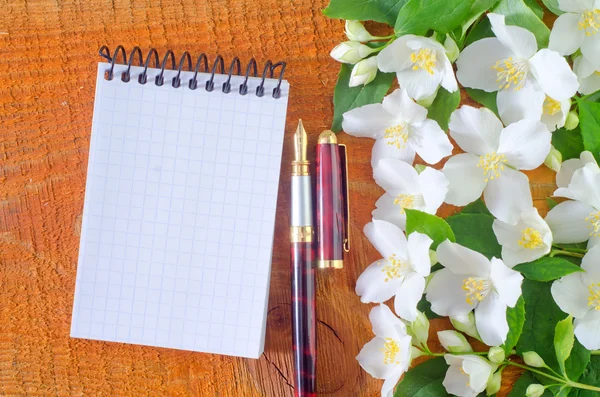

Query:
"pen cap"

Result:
[[316, 131, 348, 269]]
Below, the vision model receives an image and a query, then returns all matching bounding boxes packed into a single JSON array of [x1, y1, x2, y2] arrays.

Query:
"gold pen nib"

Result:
[[294, 119, 308, 163]]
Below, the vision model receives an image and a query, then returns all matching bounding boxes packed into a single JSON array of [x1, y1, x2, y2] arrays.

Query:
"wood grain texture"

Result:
[[0, 0, 556, 395]]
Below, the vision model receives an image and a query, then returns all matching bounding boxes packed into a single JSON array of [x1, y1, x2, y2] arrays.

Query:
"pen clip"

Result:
[[338, 144, 350, 253]]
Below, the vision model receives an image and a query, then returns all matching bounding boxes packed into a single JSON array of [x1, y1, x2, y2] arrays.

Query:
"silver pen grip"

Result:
[[291, 175, 313, 227]]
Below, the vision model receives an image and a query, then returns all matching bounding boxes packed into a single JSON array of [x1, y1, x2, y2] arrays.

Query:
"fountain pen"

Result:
[[290, 120, 316, 397]]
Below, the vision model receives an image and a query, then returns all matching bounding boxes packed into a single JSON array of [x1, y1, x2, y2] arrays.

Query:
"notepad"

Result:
[[71, 59, 289, 359]]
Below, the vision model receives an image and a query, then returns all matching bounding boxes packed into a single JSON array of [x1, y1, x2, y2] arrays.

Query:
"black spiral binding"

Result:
[[98, 46, 286, 99]]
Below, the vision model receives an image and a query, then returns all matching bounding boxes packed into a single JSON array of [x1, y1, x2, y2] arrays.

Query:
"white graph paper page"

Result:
[[71, 63, 289, 359]]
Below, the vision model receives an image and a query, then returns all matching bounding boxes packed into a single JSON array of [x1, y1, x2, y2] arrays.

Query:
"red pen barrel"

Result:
[[316, 133, 345, 269]]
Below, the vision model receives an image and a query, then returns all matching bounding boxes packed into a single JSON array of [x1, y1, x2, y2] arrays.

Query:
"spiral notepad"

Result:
[[70, 46, 289, 358]]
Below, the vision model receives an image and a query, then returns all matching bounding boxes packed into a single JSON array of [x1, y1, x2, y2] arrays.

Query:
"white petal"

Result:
[[342, 103, 396, 139], [377, 35, 414, 73], [408, 232, 433, 276], [373, 194, 408, 230], [382, 88, 428, 124], [549, 13, 586, 55], [436, 240, 491, 277], [501, 245, 550, 268], [426, 269, 477, 316], [497, 79, 545, 125], [365, 219, 408, 259], [443, 363, 475, 397], [545, 200, 596, 244], [440, 55, 459, 93], [357, 337, 398, 379], [448, 106, 503, 155], [579, 70, 600, 95], [574, 310, 600, 350], [488, 13, 538, 59], [418, 167, 448, 214], [405, 35, 447, 52], [497, 119, 552, 170], [462, 356, 494, 392], [394, 272, 426, 321], [563, 163, 600, 208], [456, 38, 514, 92], [557, 158, 585, 188], [475, 291, 509, 346], [372, 138, 416, 168], [484, 168, 533, 225], [588, 235, 600, 249], [580, 245, 600, 281], [356, 259, 404, 304], [493, 219, 522, 250], [409, 119, 453, 165], [489, 257, 523, 306], [551, 273, 590, 318], [373, 158, 420, 195], [396, 68, 443, 101], [574, 55, 597, 79], [529, 49, 580, 100], [443, 153, 487, 206], [581, 36, 600, 68], [370, 303, 407, 339], [381, 368, 404, 397], [558, 0, 594, 12]]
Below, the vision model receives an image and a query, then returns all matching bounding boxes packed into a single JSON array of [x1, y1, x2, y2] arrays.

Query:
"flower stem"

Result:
[[552, 245, 588, 254], [592, 350, 600, 355], [425, 351, 488, 357], [504, 361, 566, 383], [371, 37, 396, 53], [549, 249, 585, 259]]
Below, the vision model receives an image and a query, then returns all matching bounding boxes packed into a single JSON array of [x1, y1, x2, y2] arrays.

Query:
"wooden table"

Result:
[[0, 0, 556, 395]]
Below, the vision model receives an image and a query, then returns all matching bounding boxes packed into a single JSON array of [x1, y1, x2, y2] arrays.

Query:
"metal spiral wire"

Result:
[[98, 46, 286, 98]]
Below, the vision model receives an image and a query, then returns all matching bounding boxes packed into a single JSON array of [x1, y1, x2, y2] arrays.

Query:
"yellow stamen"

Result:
[[381, 254, 409, 282], [410, 48, 437, 75], [491, 57, 528, 90], [588, 283, 600, 310], [543, 96, 562, 116], [462, 277, 490, 305], [384, 124, 409, 149], [579, 10, 600, 36], [393, 194, 414, 214], [459, 367, 471, 387], [381, 338, 401, 365], [518, 228, 544, 249], [478, 153, 508, 182], [585, 211, 600, 237]]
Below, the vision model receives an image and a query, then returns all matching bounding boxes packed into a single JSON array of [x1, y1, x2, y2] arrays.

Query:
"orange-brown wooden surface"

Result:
[[0, 1, 556, 395]]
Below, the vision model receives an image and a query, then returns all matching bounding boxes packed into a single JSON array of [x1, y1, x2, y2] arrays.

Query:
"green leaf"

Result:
[[460, 199, 492, 215], [570, 356, 600, 397], [465, 88, 499, 116], [502, 296, 525, 355], [541, 0, 564, 15], [453, 0, 500, 45], [417, 298, 441, 319], [464, 17, 494, 46], [323, 0, 407, 26], [332, 64, 394, 132], [394, 357, 451, 397], [427, 87, 461, 131], [554, 316, 575, 375], [577, 99, 600, 163], [508, 372, 553, 397], [491, 0, 551, 48], [395, 0, 475, 36], [517, 280, 590, 381], [446, 213, 501, 259], [513, 257, 584, 282], [405, 209, 456, 249], [524, 0, 544, 19], [546, 198, 558, 209], [552, 127, 584, 161]]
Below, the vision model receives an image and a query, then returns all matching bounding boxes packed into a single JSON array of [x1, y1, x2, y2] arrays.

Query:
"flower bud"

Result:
[[523, 351, 546, 368], [349, 57, 378, 87], [444, 34, 460, 63], [410, 311, 430, 348], [438, 330, 473, 353], [411, 346, 425, 361], [450, 312, 481, 341], [544, 144, 562, 172], [414, 164, 427, 174], [416, 88, 438, 107], [486, 370, 502, 396], [330, 41, 375, 64], [345, 20, 376, 42], [526, 384, 546, 397], [487, 347, 505, 364], [565, 110, 579, 130]]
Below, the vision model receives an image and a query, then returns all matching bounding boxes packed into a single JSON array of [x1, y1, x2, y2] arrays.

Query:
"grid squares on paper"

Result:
[[71, 63, 289, 359]]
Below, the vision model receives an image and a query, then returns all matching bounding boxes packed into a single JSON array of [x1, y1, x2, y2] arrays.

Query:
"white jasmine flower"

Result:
[[377, 35, 458, 100], [343, 88, 453, 166], [457, 13, 579, 126], [492, 207, 553, 267], [426, 240, 524, 346], [545, 161, 600, 247], [372, 159, 448, 230], [357, 304, 412, 397], [551, 245, 600, 350], [574, 55, 600, 94], [356, 220, 433, 321], [345, 20, 377, 42], [549, 0, 600, 67], [331, 41, 376, 64], [541, 96, 571, 132], [443, 106, 551, 225], [443, 354, 494, 397], [438, 330, 473, 353], [556, 150, 597, 188], [349, 56, 378, 87]]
